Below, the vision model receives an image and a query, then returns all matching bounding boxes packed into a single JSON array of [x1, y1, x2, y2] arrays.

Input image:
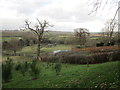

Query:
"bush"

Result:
[[15, 63, 21, 71], [29, 60, 40, 80], [15, 61, 29, 76], [96, 42, 104, 47], [20, 62, 29, 76], [75, 45, 85, 48], [42, 50, 119, 65], [54, 63, 62, 75], [92, 53, 109, 63], [2, 57, 13, 83], [112, 50, 120, 61]]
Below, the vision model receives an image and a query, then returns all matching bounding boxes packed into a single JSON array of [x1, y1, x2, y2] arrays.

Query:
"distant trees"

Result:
[[25, 19, 53, 60], [3, 39, 23, 56], [74, 28, 90, 46], [19, 39, 25, 46], [9, 39, 23, 56], [22, 32, 37, 45], [3, 41, 10, 50]]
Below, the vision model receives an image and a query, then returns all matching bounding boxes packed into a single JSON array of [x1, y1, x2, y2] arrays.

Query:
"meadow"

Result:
[[2, 30, 120, 88], [2, 37, 21, 42], [3, 61, 119, 88]]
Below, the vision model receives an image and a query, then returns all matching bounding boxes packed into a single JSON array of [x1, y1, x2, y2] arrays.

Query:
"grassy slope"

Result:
[[3, 61, 119, 88]]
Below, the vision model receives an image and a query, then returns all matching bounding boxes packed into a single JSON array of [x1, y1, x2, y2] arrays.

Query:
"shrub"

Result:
[[96, 42, 104, 47], [29, 60, 40, 80], [15, 61, 29, 76], [24, 61, 29, 71], [107, 43, 111, 46], [54, 63, 62, 75], [112, 50, 120, 61], [92, 53, 109, 63], [20, 62, 28, 76], [42, 50, 119, 65], [15, 63, 21, 71], [20, 64, 26, 76], [2, 57, 13, 83], [75, 45, 85, 48], [75, 45, 81, 48]]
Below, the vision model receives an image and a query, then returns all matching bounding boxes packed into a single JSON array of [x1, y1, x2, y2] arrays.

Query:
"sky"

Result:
[[0, 0, 118, 32]]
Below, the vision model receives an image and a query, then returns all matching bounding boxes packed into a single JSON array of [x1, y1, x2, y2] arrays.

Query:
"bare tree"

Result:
[[88, 0, 119, 15], [9, 39, 23, 56], [74, 28, 90, 46], [25, 19, 53, 60], [102, 19, 118, 43], [88, 0, 120, 27]]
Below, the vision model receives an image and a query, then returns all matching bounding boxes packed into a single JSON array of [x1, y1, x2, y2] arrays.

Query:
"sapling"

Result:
[[29, 60, 40, 80], [54, 63, 62, 76], [18, 61, 29, 76], [2, 57, 13, 83]]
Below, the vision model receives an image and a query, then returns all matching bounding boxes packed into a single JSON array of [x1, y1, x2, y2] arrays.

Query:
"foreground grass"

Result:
[[3, 61, 119, 88]]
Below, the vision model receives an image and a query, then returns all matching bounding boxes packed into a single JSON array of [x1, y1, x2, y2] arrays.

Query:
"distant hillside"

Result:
[[2, 30, 74, 37]]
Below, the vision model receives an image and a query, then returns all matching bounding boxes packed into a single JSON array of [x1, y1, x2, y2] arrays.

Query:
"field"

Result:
[[2, 37, 21, 42], [3, 61, 119, 88], [2, 30, 120, 88], [2, 44, 72, 62]]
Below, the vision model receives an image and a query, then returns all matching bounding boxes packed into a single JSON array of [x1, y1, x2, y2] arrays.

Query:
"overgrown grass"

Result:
[[3, 61, 119, 88]]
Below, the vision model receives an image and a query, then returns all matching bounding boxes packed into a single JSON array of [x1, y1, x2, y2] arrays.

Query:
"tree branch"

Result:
[[25, 20, 39, 35]]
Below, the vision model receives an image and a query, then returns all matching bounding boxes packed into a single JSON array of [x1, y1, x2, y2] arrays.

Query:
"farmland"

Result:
[[1, 0, 120, 88], [2, 30, 120, 88]]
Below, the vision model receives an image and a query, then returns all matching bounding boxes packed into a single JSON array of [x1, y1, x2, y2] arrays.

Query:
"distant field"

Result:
[[90, 37, 98, 40], [2, 44, 72, 62], [20, 44, 72, 53], [41, 44, 72, 52], [2, 37, 21, 42]]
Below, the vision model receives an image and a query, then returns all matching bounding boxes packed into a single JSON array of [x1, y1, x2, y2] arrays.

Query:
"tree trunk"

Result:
[[37, 36, 41, 60], [109, 29, 114, 43]]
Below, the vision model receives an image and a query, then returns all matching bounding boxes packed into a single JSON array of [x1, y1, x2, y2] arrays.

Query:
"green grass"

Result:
[[90, 37, 98, 40], [20, 44, 72, 54], [41, 44, 72, 52], [3, 44, 72, 62], [2, 37, 21, 42], [3, 61, 119, 88]]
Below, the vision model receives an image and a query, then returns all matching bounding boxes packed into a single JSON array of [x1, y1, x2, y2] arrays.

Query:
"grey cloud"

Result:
[[5, 0, 53, 15], [36, 4, 98, 24], [0, 0, 114, 32]]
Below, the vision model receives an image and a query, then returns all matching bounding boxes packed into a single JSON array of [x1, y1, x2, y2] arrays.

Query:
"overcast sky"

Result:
[[0, 0, 118, 32]]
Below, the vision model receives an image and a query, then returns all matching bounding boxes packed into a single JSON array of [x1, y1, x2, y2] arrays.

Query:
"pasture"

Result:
[[2, 37, 21, 42], [3, 61, 119, 88], [2, 30, 120, 88]]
